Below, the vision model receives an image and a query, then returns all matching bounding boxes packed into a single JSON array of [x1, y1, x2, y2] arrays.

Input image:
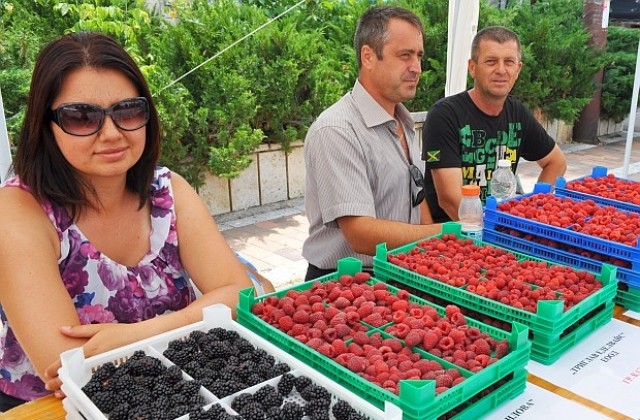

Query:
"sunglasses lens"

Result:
[[410, 165, 424, 187], [58, 104, 103, 136], [112, 98, 149, 131]]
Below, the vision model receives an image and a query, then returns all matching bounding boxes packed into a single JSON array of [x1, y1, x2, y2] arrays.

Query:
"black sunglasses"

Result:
[[409, 164, 425, 207], [50, 97, 150, 136]]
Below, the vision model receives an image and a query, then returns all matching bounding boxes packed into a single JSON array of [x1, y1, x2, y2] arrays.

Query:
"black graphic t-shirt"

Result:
[[422, 91, 556, 222]]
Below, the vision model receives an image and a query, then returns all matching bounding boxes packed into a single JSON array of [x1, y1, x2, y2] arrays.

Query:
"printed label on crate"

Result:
[[623, 309, 640, 321], [527, 319, 640, 419], [478, 383, 610, 420]]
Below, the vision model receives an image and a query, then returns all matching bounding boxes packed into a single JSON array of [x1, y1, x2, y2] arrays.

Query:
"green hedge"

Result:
[[0, 0, 635, 186]]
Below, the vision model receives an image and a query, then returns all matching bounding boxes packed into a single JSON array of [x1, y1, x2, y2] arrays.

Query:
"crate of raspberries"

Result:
[[555, 166, 640, 213], [373, 222, 618, 364], [482, 224, 640, 312], [58, 304, 397, 420], [236, 258, 531, 420], [484, 181, 640, 311]]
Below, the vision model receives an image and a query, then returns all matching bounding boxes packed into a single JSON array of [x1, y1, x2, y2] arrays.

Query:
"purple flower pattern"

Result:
[[0, 167, 195, 401]]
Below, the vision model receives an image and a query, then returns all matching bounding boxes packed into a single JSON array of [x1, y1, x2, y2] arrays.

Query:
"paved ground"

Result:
[[220, 132, 640, 290]]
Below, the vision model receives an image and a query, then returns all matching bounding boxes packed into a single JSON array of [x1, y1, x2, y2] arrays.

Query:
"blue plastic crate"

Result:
[[484, 183, 640, 262], [555, 166, 640, 213], [481, 228, 640, 288]]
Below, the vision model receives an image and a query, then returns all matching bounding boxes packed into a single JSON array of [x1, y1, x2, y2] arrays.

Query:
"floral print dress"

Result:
[[0, 167, 195, 402]]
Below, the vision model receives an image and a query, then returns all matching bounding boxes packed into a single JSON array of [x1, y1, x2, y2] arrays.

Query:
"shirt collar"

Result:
[[351, 79, 414, 130]]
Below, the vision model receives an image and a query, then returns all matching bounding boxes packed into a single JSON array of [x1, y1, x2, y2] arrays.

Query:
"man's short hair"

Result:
[[471, 26, 522, 62]]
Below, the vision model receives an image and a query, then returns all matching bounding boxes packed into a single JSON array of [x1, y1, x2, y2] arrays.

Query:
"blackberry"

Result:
[[162, 364, 184, 385], [205, 404, 228, 418], [277, 373, 296, 396], [300, 384, 331, 402], [81, 379, 103, 398], [294, 375, 313, 393], [108, 402, 130, 420], [347, 412, 367, 420], [309, 411, 331, 420], [265, 406, 283, 420], [254, 385, 283, 409], [269, 362, 290, 378], [189, 329, 207, 344], [204, 341, 231, 358], [280, 401, 305, 420], [92, 390, 117, 413], [236, 338, 256, 354], [238, 401, 267, 420], [231, 392, 256, 412], [208, 380, 245, 398], [245, 373, 265, 387], [305, 397, 331, 414], [332, 399, 357, 420], [179, 379, 202, 398]]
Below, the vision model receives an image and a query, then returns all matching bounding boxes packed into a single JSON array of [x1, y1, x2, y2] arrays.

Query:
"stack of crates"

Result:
[[237, 258, 531, 420], [372, 223, 617, 364], [482, 171, 640, 311]]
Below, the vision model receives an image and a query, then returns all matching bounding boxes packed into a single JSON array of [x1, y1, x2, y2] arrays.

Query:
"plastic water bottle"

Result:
[[491, 159, 517, 201], [458, 184, 483, 240]]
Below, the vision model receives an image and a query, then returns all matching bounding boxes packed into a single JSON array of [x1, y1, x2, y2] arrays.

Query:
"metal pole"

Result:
[[0, 86, 13, 183], [622, 38, 640, 178]]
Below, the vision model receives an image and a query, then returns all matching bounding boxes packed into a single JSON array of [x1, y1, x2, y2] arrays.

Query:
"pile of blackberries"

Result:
[[82, 350, 206, 419], [162, 327, 291, 398], [228, 373, 369, 420]]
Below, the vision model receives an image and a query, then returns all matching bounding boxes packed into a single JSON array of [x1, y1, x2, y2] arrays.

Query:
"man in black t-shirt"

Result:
[[422, 26, 567, 223]]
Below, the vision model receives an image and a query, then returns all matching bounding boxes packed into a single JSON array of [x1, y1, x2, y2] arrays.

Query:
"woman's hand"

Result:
[[44, 322, 148, 398]]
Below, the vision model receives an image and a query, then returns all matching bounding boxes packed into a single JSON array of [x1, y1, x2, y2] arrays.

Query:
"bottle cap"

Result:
[[497, 159, 512, 168], [461, 184, 480, 196]]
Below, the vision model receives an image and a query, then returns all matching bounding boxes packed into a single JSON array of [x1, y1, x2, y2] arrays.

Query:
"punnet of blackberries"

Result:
[[227, 373, 370, 420], [162, 327, 291, 398], [81, 350, 207, 419]]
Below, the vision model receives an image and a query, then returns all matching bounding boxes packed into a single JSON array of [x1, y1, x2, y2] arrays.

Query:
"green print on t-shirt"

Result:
[[459, 122, 523, 201]]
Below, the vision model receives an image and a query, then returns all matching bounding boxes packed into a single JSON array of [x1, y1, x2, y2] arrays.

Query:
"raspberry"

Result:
[[331, 339, 348, 355], [329, 312, 347, 327], [306, 337, 323, 349], [317, 343, 335, 358], [340, 289, 355, 302], [292, 310, 310, 324], [334, 323, 352, 339], [382, 339, 403, 353], [334, 296, 351, 309], [347, 356, 368, 373], [373, 289, 388, 301], [475, 354, 490, 367], [368, 333, 383, 348], [328, 287, 342, 302], [396, 289, 410, 300], [435, 373, 453, 388], [308, 294, 323, 305], [452, 349, 467, 361], [449, 311, 467, 326], [466, 327, 482, 340], [323, 306, 340, 322], [363, 313, 385, 327], [362, 290, 376, 301], [339, 274, 354, 287], [438, 336, 455, 351], [251, 302, 265, 315], [373, 282, 387, 291], [495, 340, 511, 359], [473, 338, 491, 356], [397, 360, 413, 372], [348, 343, 364, 356], [311, 302, 325, 313], [352, 331, 369, 346], [309, 312, 325, 324], [448, 328, 466, 345], [404, 330, 422, 347], [452, 376, 466, 386], [393, 322, 410, 339], [312, 319, 328, 331], [322, 328, 337, 342], [346, 311, 360, 325], [290, 324, 307, 337], [354, 272, 371, 283], [422, 331, 439, 350], [278, 316, 294, 332], [435, 386, 449, 395], [444, 304, 460, 319]]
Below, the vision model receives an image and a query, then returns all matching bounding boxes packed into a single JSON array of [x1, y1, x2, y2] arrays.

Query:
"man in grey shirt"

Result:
[[302, 6, 441, 280]]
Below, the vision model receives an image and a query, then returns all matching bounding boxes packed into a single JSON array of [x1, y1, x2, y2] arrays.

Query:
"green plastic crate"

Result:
[[372, 223, 617, 362], [237, 258, 531, 420], [615, 285, 640, 311]]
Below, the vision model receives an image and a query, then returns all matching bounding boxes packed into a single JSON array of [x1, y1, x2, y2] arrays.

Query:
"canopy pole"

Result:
[[622, 37, 640, 178], [0, 87, 12, 183]]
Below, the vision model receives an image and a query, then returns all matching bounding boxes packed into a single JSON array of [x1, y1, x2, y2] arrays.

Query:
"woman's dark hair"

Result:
[[13, 32, 161, 219], [354, 6, 424, 69]]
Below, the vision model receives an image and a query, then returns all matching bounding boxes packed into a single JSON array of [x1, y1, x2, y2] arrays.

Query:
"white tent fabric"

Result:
[[0, 87, 12, 183], [445, 0, 480, 97], [622, 37, 640, 178]]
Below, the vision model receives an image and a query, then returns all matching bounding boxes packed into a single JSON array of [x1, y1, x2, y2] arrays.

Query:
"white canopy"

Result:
[[0, 87, 12, 183], [445, 0, 480, 97]]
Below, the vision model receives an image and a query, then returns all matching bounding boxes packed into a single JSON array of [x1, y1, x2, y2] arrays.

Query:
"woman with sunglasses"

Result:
[[0, 32, 272, 409]]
